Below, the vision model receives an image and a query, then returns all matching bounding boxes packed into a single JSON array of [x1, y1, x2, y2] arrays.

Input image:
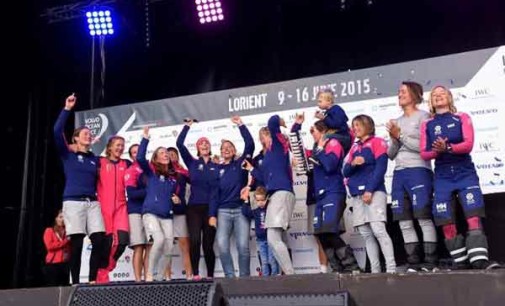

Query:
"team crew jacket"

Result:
[[137, 138, 178, 219], [250, 151, 265, 190], [242, 205, 268, 241], [173, 162, 190, 215], [209, 125, 255, 217], [251, 115, 294, 194], [176, 125, 219, 205], [343, 136, 389, 196], [312, 138, 347, 197], [420, 112, 475, 166], [53, 109, 99, 200], [125, 162, 147, 215], [97, 157, 131, 234], [324, 104, 350, 134]]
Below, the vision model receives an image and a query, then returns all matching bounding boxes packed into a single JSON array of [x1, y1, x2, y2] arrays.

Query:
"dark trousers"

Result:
[[186, 205, 216, 277]]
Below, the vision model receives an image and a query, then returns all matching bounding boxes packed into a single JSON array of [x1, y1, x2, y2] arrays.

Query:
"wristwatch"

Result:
[[446, 143, 453, 153]]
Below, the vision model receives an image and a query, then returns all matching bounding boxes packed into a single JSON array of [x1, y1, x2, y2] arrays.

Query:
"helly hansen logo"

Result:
[[436, 202, 447, 213]]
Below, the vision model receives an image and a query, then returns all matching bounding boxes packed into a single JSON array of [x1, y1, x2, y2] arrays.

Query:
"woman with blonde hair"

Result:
[[420, 86, 498, 269]]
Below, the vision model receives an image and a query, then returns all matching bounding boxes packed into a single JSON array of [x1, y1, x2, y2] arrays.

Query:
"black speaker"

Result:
[[67, 280, 225, 306], [225, 291, 349, 306]]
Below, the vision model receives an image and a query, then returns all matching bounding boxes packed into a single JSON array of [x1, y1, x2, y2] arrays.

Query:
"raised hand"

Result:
[[295, 112, 305, 124], [231, 115, 243, 126], [65, 93, 76, 110], [184, 118, 194, 127], [142, 126, 150, 139]]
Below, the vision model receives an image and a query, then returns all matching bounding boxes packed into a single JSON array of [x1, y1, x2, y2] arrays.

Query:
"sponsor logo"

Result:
[[412, 194, 417, 206], [207, 124, 229, 132], [470, 108, 498, 116], [289, 231, 310, 240], [447, 123, 455, 128], [436, 202, 447, 213], [477, 141, 499, 152], [112, 272, 130, 279], [84, 113, 109, 140], [434, 125, 442, 135], [391, 200, 399, 209], [475, 157, 503, 170], [293, 180, 307, 186], [198, 164, 204, 171], [466, 193, 475, 205], [219, 169, 225, 177], [291, 212, 305, 220]]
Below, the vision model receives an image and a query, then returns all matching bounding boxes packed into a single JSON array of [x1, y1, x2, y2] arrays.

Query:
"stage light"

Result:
[[86, 9, 114, 36], [196, 0, 224, 24]]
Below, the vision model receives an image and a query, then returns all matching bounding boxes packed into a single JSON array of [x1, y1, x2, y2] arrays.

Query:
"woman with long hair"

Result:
[[138, 126, 180, 281], [420, 86, 498, 270], [96, 136, 131, 282], [53, 93, 106, 284], [43, 210, 71, 286], [176, 119, 218, 280], [162, 147, 193, 280]]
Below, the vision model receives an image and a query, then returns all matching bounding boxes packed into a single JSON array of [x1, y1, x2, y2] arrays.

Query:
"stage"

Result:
[[1, 270, 504, 306]]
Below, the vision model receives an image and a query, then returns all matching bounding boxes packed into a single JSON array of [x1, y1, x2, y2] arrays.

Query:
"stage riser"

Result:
[[1, 271, 504, 306]]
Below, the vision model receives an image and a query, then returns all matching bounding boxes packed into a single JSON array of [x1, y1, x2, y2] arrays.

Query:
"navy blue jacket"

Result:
[[251, 115, 293, 194], [138, 138, 178, 219], [209, 125, 255, 217], [176, 125, 219, 206], [53, 109, 99, 201], [242, 204, 267, 241], [324, 104, 349, 134]]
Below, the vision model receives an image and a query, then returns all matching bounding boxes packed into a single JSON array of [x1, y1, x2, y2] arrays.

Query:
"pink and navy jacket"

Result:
[[343, 136, 388, 196], [251, 115, 293, 195], [312, 138, 347, 198], [420, 112, 474, 168], [125, 162, 146, 215]]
